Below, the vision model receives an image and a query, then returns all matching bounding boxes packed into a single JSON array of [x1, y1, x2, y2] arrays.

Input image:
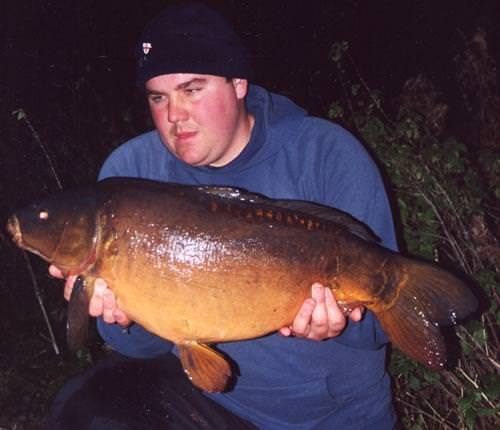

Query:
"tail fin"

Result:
[[376, 257, 477, 370]]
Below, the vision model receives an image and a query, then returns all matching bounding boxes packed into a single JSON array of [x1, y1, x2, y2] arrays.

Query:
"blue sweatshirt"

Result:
[[97, 85, 397, 429]]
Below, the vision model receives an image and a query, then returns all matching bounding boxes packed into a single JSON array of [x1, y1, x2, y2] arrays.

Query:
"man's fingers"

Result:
[[63, 275, 77, 301], [54, 270, 128, 325], [281, 283, 364, 341], [291, 298, 316, 337], [305, 285, 350, 340], [307, 285, 329, 339], [114, 309, 131, 327], [324, 288, 346, 331], [291, 284, 348, 340], [49, 265, 63, 279], [348, 306, 364, 322], [88, 279, 107, 317], [50, 265, 76, 303], [324, 286, 340, 321], [102, 290, 117, 323], [279, 326, 293, 337]]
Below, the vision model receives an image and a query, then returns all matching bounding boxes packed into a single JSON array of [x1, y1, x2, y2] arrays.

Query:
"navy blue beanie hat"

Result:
[[136, 2, 253, 87]]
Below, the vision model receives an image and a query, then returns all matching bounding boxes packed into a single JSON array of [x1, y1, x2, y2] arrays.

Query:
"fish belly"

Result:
[[99, 254, 312, 344]]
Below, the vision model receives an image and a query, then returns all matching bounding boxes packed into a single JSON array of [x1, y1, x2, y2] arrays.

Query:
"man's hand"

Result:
[[49, 267, 361, 338], [49, 265, 131, 327], [279, 282, 364, 341]]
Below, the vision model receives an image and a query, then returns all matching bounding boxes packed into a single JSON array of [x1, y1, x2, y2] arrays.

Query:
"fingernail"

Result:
[[93, 284, 104, 296], [312, 284, 324, 299], [95, 278, 106, 288]]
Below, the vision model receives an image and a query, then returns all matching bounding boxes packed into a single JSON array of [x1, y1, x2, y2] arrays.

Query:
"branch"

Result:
[[22, 251, 60, 355], [12, 108, 63, 191]]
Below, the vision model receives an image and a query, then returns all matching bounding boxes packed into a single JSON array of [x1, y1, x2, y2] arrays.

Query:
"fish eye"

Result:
[[38, 210, 49, 220]]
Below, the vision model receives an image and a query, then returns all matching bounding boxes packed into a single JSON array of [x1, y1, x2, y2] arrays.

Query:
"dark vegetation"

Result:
[[1, 1, 499, 428], [327, 33, 500, 428]]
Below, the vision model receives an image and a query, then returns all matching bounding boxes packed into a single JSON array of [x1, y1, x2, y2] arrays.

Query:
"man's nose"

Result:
[[168, 99, 188, 123]]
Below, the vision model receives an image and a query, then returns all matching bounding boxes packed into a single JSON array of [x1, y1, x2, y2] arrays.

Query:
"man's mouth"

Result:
[[175, 131, 198, 142]]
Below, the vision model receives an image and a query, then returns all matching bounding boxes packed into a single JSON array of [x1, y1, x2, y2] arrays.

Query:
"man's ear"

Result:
[[232, 78, 248, 100]]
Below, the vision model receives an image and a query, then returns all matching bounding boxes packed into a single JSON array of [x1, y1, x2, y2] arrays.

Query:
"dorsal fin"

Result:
[[196, 186, 379, 243]]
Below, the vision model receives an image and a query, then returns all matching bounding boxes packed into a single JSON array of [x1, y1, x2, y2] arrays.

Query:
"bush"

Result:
[[327, 37, 499, 429]]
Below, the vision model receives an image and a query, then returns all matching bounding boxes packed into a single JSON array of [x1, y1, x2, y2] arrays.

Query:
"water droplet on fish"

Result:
[[183, 369, 193, 381], [450, 310, 458, 325]]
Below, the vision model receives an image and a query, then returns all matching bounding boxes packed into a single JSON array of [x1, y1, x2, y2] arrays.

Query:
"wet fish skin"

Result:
[[6, 178, 477, 392]]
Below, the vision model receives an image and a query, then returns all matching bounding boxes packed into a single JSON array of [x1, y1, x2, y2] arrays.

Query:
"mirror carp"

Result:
[[7, 178, 477, 392]]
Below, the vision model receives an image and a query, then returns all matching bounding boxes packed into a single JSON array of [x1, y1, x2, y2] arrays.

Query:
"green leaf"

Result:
[[328, 103, 344, 119], [12, 108, 26, 120], [483, 374, 500, 399], [465, 409, 478, 429], [471, 327, 487, 346], [408, 375, 422, 391], [474, 269, 498, 287], [422, 371, 440, 385], [477, 407, 499, 417], [458, 395, 474, 414], [464, 319, 482, 332]]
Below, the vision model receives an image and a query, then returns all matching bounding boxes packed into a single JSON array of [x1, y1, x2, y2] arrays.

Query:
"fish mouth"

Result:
[[6, 215, 23, 247]]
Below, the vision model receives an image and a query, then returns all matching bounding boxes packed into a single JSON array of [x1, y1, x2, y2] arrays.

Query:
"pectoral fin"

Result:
[[178, 342, 232, 393], [67, 275, 94, 352]]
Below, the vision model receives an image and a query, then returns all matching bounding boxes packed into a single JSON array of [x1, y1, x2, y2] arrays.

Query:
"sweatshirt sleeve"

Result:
[[306, 122, 398, 348], [314, 124, 397, 251]]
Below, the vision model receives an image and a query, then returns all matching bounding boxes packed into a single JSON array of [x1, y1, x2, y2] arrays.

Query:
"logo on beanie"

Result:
[[142, 42, 152, 55]]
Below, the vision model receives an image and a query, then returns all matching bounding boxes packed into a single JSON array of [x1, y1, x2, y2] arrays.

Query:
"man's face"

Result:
[[145, 74, 250, 167]]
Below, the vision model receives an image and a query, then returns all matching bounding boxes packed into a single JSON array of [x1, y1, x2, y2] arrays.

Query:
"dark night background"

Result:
[[1, 0, 499, 202], [1, 1, 500, 428], [3, 0, 500, 121]]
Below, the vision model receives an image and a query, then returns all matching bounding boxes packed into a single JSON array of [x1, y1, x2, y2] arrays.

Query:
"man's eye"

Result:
[[149, 95, 165, 103]]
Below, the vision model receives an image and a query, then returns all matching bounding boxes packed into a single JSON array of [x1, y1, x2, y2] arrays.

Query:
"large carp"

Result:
[[7, 178, 476, 392]]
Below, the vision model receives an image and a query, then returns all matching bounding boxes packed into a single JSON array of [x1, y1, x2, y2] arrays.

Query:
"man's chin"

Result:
[[176, 152, 210, 167]]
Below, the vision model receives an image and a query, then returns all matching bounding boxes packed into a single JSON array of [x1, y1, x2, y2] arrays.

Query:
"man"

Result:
[[49, 3, 397, 429]]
